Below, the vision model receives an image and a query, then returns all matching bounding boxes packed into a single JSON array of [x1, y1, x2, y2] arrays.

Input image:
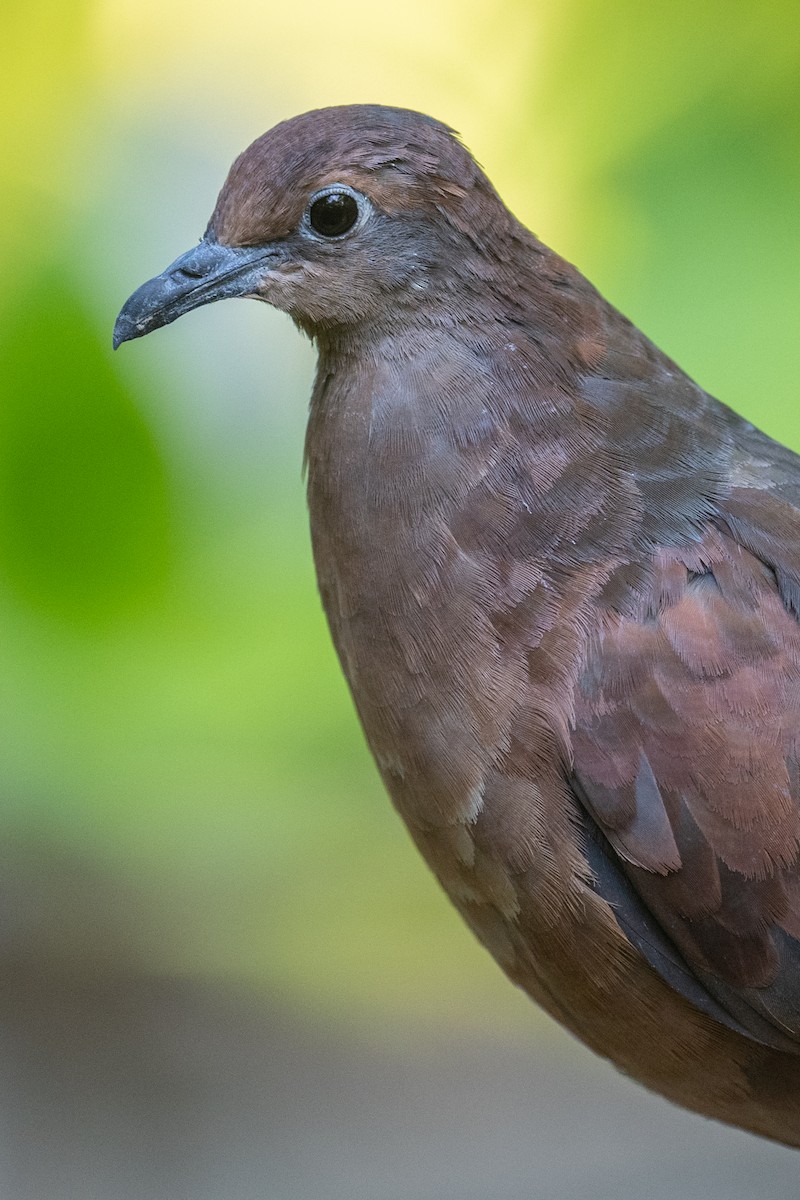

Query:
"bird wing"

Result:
[[571, 492, 800, 1052]]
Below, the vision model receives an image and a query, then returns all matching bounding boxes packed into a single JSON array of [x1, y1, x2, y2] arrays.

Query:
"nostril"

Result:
[[170, 246, 211, 280]]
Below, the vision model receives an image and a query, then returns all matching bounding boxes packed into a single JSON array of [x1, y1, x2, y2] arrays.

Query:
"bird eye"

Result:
[[308, 189, 360, 238]]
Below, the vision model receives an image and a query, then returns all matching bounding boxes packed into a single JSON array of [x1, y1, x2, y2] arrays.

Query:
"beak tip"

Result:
[[112, 309, 141, 350]]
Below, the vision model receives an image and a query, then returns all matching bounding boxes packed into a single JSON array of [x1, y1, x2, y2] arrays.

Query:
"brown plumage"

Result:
[[114, 105, 800, 1145]]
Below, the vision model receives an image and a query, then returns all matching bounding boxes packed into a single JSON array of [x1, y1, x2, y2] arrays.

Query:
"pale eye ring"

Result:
[[306, 186, 363, 238]]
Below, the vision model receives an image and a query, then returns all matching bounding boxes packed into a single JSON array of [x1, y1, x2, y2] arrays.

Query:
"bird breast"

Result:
[[303, 334, 609, 923]]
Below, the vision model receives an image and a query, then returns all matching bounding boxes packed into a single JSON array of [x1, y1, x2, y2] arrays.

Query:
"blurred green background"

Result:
[[1, 2, 800, 1194]]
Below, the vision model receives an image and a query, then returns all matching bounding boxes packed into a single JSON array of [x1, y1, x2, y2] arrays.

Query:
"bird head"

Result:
[[113, 104, 508, 346]]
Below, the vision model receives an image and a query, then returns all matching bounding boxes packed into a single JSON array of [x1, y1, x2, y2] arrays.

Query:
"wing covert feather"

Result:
[[573, 509, 800, 1049]]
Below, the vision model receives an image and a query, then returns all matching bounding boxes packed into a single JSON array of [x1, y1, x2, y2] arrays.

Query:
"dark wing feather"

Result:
[[572, 508, 800, 1052]]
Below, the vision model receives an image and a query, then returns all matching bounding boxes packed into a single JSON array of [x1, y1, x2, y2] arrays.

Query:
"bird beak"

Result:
[[113, 239, 278, 349]]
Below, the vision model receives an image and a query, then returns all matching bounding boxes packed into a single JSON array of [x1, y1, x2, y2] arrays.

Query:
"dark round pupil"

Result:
[[309, 192, 359, 237]]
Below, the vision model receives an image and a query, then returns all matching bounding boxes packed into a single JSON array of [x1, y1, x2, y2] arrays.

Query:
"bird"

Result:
[[114, 104, 800, 1146]]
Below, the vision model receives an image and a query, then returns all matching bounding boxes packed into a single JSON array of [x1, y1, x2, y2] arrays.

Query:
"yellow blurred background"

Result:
[[1, 2, 799, 1195]]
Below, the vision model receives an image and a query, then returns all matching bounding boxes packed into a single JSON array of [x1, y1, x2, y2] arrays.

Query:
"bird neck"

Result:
[[304, 265, 739, 601], [304, 308, 636, 580]]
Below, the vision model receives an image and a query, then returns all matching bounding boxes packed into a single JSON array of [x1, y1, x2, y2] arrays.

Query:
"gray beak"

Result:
[[113, 239, 278, 349]]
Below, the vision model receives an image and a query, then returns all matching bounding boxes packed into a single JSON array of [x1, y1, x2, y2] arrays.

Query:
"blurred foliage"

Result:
[[0, 276, 172, 621], [0, 0, 797, 1036], [1, 0, 92, 281]]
